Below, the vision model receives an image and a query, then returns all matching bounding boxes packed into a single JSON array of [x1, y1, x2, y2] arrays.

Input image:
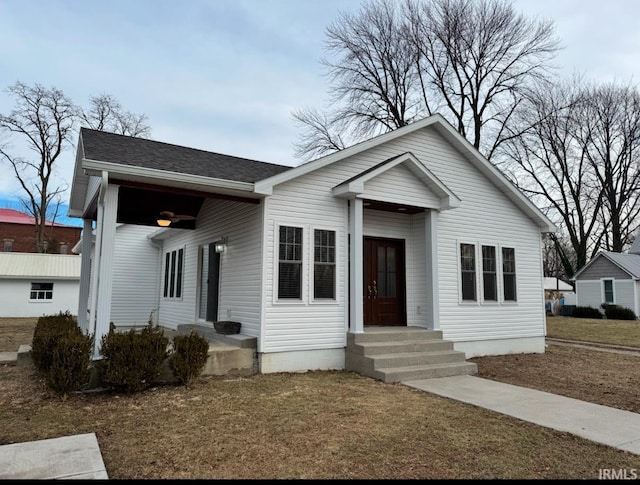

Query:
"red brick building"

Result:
[[0, 208, 82, 254]]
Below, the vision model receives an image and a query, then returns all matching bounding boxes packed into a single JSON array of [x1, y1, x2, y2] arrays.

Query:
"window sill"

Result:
[[29, 300, 53, 303], [310, 299, 340, 305], [274, 299, 307, 305]]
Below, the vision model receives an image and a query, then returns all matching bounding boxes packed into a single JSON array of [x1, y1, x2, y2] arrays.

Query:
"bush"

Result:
[[31, 311, 79, 374], [602, 304, 637, 320], [170, 330, 210, 386], [98, 321, 169, 393], [46, 329, 94, 394], [573, 306, 603, 319]]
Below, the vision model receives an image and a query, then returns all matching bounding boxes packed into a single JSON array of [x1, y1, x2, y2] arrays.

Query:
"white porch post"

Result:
[[77, 218, 93, 333], [349, 198, 364, 333], [94, 184, 119, 355], [425, 210, 440, 330]]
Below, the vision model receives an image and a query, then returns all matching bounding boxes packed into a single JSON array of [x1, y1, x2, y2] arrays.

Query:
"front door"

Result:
[[198, 243, 220, 322], [363, 237, 406, 326]]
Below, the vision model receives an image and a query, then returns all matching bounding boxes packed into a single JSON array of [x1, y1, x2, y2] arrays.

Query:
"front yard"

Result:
[[546, 316, 640, 347], [1, 316, 639, 479]]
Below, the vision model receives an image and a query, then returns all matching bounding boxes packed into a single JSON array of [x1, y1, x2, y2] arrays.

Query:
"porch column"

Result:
[[77, 218, 93, 333], [425, 210, 440, 330], [94, 184, 119, 355], [349, 198, 364, 333]]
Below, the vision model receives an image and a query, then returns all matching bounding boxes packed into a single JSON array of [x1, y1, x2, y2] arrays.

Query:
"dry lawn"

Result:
[[547, 316, 640, 347], [0, 317, 37, 352], [471, 344, 640, 413], [2, 317, 640, 478], [2, 365, 639, 479]]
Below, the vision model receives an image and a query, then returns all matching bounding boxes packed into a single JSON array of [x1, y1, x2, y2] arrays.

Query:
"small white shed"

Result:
[[0, 252, 81, 318]]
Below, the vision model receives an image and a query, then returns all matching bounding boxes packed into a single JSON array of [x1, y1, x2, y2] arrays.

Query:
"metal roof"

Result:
[[601, 252, 640, 279], [0, 252, 81, 280], [544, 277, 573, 291], [0, 208, 77, 227]]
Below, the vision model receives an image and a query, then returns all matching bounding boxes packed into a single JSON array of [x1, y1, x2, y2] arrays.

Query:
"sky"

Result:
[[0, 0, 639, 227]]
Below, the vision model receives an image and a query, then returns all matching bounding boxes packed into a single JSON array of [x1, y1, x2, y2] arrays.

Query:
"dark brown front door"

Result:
[[363, 237, 406, 326]]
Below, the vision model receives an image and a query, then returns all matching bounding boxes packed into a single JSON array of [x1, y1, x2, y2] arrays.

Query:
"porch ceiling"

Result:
[[363, 199, 424, 215], [107, 181, 260, 229]]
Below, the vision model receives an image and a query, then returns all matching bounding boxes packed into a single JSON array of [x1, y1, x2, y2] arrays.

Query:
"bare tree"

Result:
[[579, 83, 640, 252], [503, 80, 604, 277], [0, 82, 75, 252], [293, 0, 560, 161], [79, 93, 151, 137], [293, 0, 424, 160]]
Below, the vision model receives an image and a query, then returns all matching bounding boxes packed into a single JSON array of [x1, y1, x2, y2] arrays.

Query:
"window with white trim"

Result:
[[278, 226, 302, 299], [314, 229, 336, 299], [482, 245, 497, 301], [502, 247, 517, 301], [603, 279, 614, 304], [460, 243, 476, 301], [163, 248, 184, 299], [30, 282, 53, 300]]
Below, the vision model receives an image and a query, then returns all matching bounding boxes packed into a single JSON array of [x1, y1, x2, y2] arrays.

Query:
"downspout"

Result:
[[88, 171, 108, 350]]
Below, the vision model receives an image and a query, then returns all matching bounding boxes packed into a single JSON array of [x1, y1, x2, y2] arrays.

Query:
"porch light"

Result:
[[156, 218, 171, 227], [215, 238, 227, 253]]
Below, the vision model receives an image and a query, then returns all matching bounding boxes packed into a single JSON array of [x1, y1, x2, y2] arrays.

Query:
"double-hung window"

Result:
[[278, 226, 303, 299], [460, 243, 476, 301], [482, 245, 497, 301], [314, 229, 336, 299], [502, 247, 517, 302], [163, 248, 184, 299]]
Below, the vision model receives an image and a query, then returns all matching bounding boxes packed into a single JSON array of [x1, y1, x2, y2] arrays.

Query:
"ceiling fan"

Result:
[[156, 210, 196, 227]]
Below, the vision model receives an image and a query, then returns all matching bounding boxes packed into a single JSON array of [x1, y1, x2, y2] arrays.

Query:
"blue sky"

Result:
[[1, 0, 639, 226]]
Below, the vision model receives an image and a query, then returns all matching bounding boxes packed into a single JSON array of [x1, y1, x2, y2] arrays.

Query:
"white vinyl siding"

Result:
[[363, 164, 441, 208], [109, 225, 161, 327], [158, 198, 263, 337], [575, 280, 602, 308], [613, 280, 634, 309], [265, 125, 545, 348]]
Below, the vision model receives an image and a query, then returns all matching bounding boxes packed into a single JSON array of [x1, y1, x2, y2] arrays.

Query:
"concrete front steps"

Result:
[[345, 326, 477, 383], [176, 323, 257, 376]]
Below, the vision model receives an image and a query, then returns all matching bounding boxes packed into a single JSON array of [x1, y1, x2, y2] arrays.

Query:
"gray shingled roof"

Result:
[[81, 128, 293, 183], [602, 251, 640, 278]]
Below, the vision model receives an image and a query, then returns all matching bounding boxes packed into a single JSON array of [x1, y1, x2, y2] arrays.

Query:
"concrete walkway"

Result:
[[404, 375, 640, 455], [0, 351, 18, 364], [0, 433, 108, 479]]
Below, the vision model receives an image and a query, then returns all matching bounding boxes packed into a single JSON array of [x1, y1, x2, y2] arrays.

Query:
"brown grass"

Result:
[[1, 365, 639, 479], [547, 316, 640, 347], [471, 344, 640, 413], [2, 317, 640, 478], [0, 317, 37, 352]]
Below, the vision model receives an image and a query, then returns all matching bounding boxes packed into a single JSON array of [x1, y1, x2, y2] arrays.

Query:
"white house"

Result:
[[67, 114, 555, 377], [0, 252, 80, 317], [573, 238, 640, 316]]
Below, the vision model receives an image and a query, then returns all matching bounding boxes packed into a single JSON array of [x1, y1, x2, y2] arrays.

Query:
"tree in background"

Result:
[[293, 0, 560, 161], [79, 93, 150, 137], [0, 81, 150, 252], [0, 82, 75, 253]]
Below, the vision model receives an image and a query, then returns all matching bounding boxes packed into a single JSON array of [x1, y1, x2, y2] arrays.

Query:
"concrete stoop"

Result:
[[176, 323, 257, 376], [345, 326, 477, 383]]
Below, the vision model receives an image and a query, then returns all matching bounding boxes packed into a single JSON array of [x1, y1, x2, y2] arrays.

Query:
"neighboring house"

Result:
[[0, 252, 80, 317], [544, 277, 576, 311], [0, 208, 82, 254], [573, 238, 640, 316], [67, 114, 555, 374]]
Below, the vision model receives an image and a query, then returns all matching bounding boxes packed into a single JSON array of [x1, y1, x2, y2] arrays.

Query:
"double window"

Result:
[[277, 225, 336, 301], [460, 243, 517, 303], [163, 248, 184, 299], [30, 282, 53, 300]]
